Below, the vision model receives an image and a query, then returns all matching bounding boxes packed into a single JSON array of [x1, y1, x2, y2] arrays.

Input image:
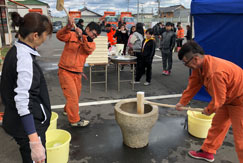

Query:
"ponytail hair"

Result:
[[11, 12, 24, 28], [11, 12, 53, 39]]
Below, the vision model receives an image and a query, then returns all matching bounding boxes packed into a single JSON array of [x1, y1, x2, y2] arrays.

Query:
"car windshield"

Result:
[[123, 17, 134, 23], [53, 21, 62, 26], [106, 16, 118, 22]]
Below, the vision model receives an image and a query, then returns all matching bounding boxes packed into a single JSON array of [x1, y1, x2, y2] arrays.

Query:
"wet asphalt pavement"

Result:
[[0, 33, 238, 163]]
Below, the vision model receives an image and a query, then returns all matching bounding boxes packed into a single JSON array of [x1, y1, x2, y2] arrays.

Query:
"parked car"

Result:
[[52, 21, 63, 33]]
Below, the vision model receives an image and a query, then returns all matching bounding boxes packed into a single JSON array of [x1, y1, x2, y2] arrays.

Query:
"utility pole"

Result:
[[137, 0, 139, 22], [83, 0, 87, 8], [157, 0, 160, 20], [127, 0, 129, 12], [141, 4, 144, 23]]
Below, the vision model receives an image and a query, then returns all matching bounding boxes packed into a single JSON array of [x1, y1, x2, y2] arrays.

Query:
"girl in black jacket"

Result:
[[135, 28, 156, 85], [113, 24, 129, 55], [0, 12, 52, 163]]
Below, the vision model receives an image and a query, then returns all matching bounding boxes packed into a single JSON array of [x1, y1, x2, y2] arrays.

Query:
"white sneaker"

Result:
[[70, 120, 90, 127], [156, 48, 160, 51], [144, 82, 150, 86], [130, 81, 140, 84]]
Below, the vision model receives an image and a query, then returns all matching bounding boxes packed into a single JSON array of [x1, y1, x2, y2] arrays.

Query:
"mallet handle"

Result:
[[61, 4, 69, 16], [60, 3, 77, 29], [145, 101, 204, 112]]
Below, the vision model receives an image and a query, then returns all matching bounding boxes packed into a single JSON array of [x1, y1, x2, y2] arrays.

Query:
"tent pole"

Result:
[[190, 14, 193, 41], [189, 14, 193, 76]]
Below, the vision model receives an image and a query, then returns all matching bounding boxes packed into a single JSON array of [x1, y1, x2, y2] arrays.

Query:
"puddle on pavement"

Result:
[[64, 117, 188, 163]]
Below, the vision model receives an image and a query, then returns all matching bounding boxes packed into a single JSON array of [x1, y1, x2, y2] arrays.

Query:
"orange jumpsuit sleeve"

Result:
[[56, 26, 72, 42], [179, 70, 203, 106], [107, 29, 117, 46], [80, 35, 96, 55], [205, 72, 227, 114]]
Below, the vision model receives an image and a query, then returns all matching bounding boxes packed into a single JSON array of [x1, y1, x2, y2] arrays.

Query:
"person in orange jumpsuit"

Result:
[[57, 18, 101, 127], [176, 41, 243, 162], [176, 24, 184, 52], [105, 23, 117, 48]]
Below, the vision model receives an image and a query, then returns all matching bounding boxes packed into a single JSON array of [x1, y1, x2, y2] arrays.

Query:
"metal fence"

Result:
[[137, 16, 190, 28], [51, 17, 100, 27], [51, 16, 190, 27]]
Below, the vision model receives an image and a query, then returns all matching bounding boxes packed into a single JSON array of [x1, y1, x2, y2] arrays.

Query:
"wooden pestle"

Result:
[[137, 92, 144, 114], [145, 100, 204, 112]]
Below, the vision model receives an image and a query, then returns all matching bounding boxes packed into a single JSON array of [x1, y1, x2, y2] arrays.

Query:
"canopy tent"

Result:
[[191, 0, 243, 102]]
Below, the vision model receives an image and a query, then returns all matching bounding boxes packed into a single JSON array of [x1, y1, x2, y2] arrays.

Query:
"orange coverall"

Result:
[[177, 28, 184, 39], [56, 27, 96, 123], [179, 55, 243, 162], [107, 28, 117, 46]]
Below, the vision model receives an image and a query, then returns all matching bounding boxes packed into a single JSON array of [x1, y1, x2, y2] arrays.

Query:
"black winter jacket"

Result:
[[0, 41, 51, 138], [141, 39, 156, 62], [160, 30, 176, 53], [113, 30, 129, 44]]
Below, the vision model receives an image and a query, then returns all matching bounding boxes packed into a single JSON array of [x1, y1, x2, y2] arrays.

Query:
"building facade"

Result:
[[159, 5, 190, 18], [7, 0, 50, 16], [79, 7, 102, 23], [0, 0, 50, 46]]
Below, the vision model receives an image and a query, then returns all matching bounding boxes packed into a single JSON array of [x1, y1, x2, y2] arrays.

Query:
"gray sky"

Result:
[[41, 0, 191, 17]]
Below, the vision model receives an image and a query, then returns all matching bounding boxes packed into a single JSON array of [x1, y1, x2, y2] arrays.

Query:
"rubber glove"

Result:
[[202, 107, 212, 116], [29, 140, 46, 162], [175, 103, 184, 111], [66, 17, 74, 29]]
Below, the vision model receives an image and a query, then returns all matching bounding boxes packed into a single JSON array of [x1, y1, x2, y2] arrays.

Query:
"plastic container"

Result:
[[116, 44, 124, 55], [46, 129, 71, 163], [47, 112, 58, 130], [187, 110, 215, 138]]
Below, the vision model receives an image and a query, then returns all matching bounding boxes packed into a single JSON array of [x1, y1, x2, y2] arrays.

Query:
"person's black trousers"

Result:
[[161, 51, 173, 71], [144, 61, 152, 82], [136, 57, 152, 83], [135, 52, 143, 82], [13, 132, 46, 163], [177, 39, 183, 47]]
